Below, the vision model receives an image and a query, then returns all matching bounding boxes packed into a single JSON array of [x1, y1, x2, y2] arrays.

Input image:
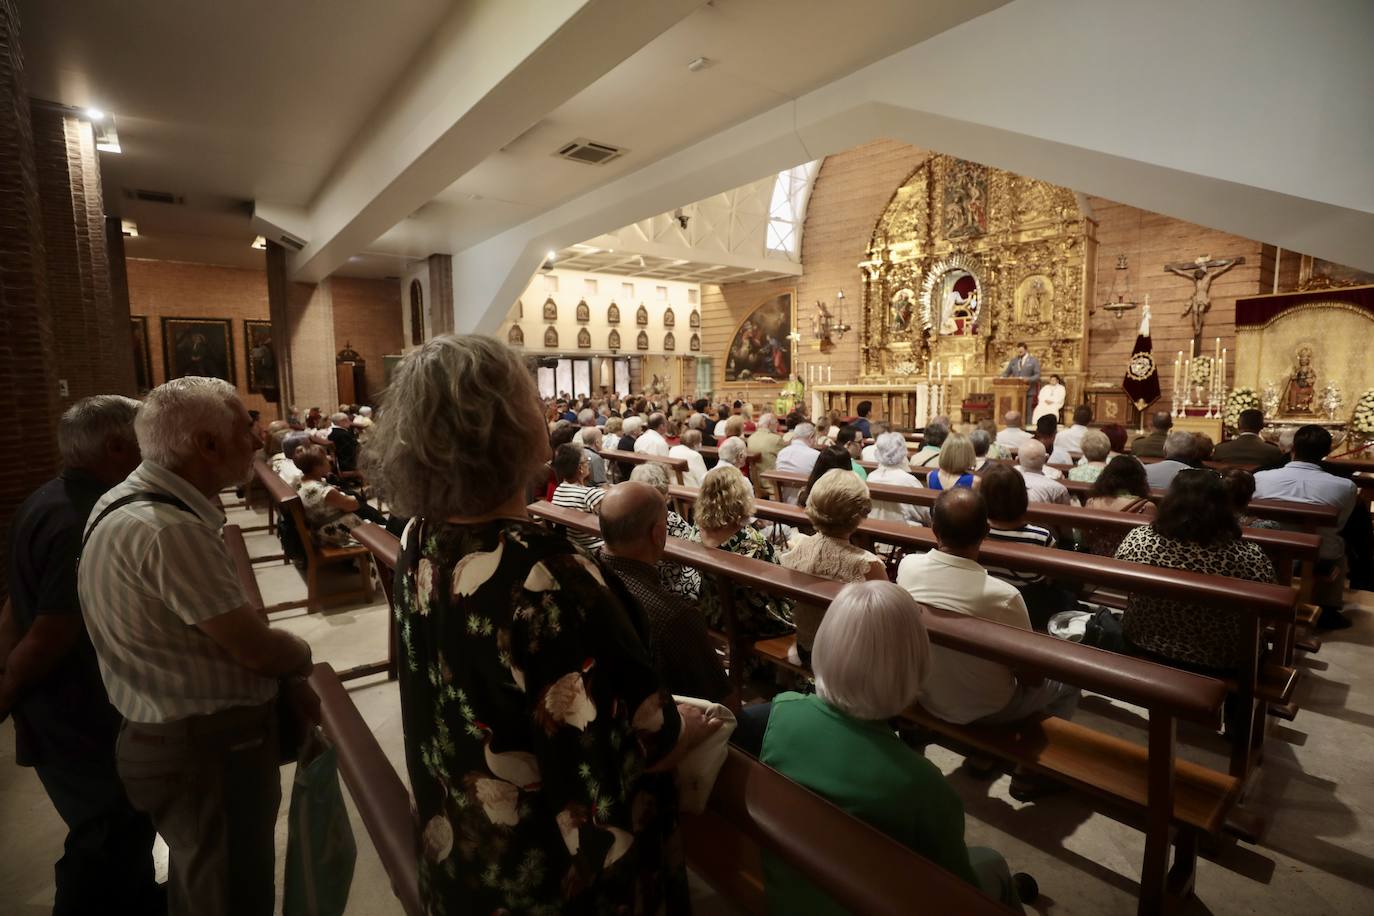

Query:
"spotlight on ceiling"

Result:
[[250, 235, 267, 250], [540, 250, 557, 272], [120, 219, 138, 238], [85, 108, 105, 121]]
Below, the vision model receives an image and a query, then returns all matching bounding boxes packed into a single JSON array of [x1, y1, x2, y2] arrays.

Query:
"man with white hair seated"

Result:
[[79, 378, 318, 915], [996, 411, 1032, 451], [775, 422, 820, 503], [717, 436, 748, 471], [1145, 430, 1198, 489], [669, 428, 710, 488], [1015, 439, 1070, 505], [867, 431, 924, 525], [1, 395, 165, 913], [577, 426, 608, 485], [633, 412, 671, 457], [350, 405, 373, 429]]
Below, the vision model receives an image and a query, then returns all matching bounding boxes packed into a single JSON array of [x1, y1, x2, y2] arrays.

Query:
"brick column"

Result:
[[0, 0, 58, 596], [427, 253, 454, 335], [105, 215, 135, 394]]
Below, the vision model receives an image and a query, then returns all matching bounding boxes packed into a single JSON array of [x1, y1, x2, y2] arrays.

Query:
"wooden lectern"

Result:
[[992, 377, 1030, 421]]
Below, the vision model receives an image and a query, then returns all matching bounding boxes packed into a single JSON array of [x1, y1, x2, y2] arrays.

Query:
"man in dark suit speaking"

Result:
[[1001, 341, 1041, 418]]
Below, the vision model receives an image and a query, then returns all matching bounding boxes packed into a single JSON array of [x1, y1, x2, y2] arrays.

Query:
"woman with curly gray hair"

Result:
[[367, 335, 715, 915], [694, 465, 794, 638], [780, 469, 886, 664], [866, 431, 923, 526]]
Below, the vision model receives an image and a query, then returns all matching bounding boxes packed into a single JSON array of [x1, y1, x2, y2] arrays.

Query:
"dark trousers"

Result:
[[32, 756, 163, 915], [116, 702, 281, 916]]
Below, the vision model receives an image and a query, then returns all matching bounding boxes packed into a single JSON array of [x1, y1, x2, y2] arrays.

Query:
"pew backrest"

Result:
[[222, 524, 264, 612]]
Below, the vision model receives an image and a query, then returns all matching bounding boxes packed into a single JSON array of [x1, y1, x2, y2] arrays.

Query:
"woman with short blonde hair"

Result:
[[743, 580, 1025, 911], [694, 465, 793, 638], [781, 470, 886, 662], [929, 433, 978, 493]]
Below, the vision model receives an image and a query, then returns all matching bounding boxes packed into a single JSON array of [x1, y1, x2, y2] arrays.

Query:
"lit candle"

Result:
[[826, 365, 832, 384]]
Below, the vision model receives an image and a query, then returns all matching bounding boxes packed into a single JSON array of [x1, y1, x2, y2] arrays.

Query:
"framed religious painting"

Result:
[[162, 317, 234, 384], [508, 324, 525, 347], [577, 327, 592, 349], [243, 319, 278, 395], [576, 299, 590, 322], [544, 326, 559, 348], [636, 304, 649, 326], [664, 307, 675, 328], [689, 332, 700, 352], [636, 329, 649, 350], [130, 316, 153, 393], [663, 331, 676, 351], [607, 302, 621, 324], [543, 297, 558, 320], [724, 289, 794, 382], [608, 329, 621, 350], [689, 310, 700, 328]]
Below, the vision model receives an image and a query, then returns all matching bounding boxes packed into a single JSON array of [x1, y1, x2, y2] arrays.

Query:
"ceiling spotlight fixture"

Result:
[[250, 235, 267, 250], [674, 207, 690, 230], [540, 250, 557, 272], [85, 108, 105, 121], [120, 219, 138, 238], [687, 56, 712, 72]]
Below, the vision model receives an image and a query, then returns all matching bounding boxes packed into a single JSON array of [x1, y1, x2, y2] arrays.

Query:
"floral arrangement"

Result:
[[1352, 388, 1374, 435], [1188, 356, 1214, 389], [1223, 387, 1261, 432]]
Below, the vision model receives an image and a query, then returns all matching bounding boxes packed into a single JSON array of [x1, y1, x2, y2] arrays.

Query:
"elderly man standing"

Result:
[[0, 396, 164, 915], [746, 412, 785, 498], [897, 489, 1077, 794], [79, 378, 318, 916], [775, 422, 820, 503], [634, 412, 671, 457], [598, 482, 731, 702], [1015, 440, 1070, 505]]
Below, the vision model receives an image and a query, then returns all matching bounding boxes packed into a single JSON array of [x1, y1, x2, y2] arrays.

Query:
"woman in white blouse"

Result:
[[1032, 373, 1066, 425]]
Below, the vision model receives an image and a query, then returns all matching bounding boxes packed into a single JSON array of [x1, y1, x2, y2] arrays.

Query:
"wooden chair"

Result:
[[252, 457, 373, 612]]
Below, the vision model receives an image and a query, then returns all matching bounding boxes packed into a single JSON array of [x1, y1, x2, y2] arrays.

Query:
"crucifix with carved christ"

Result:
[[1164, 254, 1245, 355]]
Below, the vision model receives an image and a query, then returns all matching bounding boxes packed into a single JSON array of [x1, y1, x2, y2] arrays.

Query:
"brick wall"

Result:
[[331, 276, 404, 400], [0, 0, 58, 597], [126, 259, 402, 418]]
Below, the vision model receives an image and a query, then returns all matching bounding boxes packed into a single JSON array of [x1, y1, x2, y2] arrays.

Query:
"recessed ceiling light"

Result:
[[546, 250, 557, 261], [250, 235, 267, 250], [120, 219, 138, 237], [687, 57, 712, 73], [86, 108, 105, 121]]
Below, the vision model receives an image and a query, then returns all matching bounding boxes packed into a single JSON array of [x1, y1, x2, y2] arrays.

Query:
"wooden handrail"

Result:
[[597, 448, 688, 470], [528, 501, 1229, 724], [222, 524, 265, 612]]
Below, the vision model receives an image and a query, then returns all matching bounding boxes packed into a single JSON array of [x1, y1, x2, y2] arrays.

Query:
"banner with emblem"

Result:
[[1122, 305, 1161, 409]]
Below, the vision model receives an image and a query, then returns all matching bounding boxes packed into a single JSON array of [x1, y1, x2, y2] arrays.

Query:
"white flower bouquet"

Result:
[[1352, 388, 1374, 435], [1189, 356, 1214, 389], [1223, 387, 1261, 433]]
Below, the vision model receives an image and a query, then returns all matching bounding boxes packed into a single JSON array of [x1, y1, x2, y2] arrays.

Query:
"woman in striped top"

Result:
[[979, 463, 1077, 630]]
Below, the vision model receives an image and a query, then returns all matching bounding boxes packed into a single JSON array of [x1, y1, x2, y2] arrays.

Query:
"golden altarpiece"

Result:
[[815, 155, 1095, 427]]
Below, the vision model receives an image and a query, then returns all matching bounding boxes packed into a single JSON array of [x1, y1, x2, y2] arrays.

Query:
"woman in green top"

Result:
[[752, 580, 1024, 912]]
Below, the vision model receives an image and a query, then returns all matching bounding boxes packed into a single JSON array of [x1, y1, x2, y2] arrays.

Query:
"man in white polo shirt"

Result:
[[633, 411, 671, 457], [79, 378, 318, 916]]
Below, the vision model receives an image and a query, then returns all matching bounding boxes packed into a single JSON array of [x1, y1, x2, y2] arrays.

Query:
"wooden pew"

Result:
[[528, 501, 1239, 916], [667, 483, 1296, 782], [252, 457, 374, 612], [222, 524, 265, 613], [309, 662, 423, 916], [597, 448, 689, 484], [351, 523, 402, 682], [351, 543, 1013, 916]]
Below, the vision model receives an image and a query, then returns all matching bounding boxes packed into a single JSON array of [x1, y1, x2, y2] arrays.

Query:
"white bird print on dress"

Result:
[[468, 775, 520, 826], [473, 722, 541, 789], [451, 538, 504, 596], [537, 659, 597, 733]]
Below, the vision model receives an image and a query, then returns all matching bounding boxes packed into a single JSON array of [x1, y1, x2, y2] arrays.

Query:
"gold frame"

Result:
[[721, 287, 797, 386]]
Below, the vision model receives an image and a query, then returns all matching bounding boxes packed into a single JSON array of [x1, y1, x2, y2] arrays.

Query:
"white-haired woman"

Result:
[[694, 465, 794, 638], [717, 435, 748, 470], [866, 431, 923, 526], [629, 463, 702, 600], [736, 581, 1025, 911], [367, 334, 717, 915], [780, 470, 886, 664]]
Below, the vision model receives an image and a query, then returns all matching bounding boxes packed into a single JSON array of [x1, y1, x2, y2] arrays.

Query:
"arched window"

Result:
[[765, 160, 821, 260]]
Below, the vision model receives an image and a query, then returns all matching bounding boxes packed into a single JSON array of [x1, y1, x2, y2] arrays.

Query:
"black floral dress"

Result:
[[395, 516, 687, 915], [694, 526, 795, 638]]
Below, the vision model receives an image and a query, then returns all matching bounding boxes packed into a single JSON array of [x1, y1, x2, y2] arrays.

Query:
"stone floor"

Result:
[[2, 500, 1372, 914]]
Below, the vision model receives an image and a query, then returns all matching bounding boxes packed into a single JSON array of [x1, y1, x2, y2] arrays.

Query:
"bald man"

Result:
[[897, 490, 1078, 790], [1015, 439, 1070, 505], [598, 483, 731, 703]]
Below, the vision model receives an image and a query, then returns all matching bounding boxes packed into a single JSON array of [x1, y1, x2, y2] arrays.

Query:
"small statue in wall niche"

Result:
[[1023, 277, 1047, 323], [1281, 346, 1317, 415]]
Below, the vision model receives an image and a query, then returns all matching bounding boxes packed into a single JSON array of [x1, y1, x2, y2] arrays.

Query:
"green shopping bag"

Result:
[[284, 728, 357, 916]]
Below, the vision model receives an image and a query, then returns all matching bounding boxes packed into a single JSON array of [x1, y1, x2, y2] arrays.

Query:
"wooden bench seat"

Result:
[[222, 524, 265, 613], [529, 500, 1239, 915], [596, 448, 689, 484], [253, 457, 373, 612]]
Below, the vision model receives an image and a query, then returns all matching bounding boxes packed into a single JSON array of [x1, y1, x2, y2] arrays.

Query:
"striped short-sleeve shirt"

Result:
[[77, 461, 277, 723], [550, 482, 606, 550]]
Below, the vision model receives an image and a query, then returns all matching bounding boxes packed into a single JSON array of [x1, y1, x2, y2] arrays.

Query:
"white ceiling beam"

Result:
[[286, 0, 705, 282], [453, 0, 1374, 333]]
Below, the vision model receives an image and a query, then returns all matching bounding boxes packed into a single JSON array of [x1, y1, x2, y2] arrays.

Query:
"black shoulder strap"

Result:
[[82, 491, 196, 551]]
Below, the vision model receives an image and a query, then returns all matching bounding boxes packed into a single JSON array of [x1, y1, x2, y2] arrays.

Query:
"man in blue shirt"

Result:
[[852, 400, 873, 439]]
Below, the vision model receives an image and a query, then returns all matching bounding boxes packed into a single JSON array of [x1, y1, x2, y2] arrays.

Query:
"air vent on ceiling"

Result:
[[554, 138, 626, 166], [124, 187, 186, 206]]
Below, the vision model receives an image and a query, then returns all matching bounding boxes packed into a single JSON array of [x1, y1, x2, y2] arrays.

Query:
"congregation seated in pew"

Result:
[[779, 469, 886, 664], [1015, 439, 1070, 505], [979, 463, 1078, 630], [1067, 428, 1112, 483], [295, 444, 372, 547], [1081, 454, 1157, 555], [928, 432, 979, 492], [734, 580, 1027, 912], [797, 444, 859, 506], [1221, 467, 1280, 530], [627, 463, 702, 600], [896, 489, 1080, 793], [694, 465, 795, 639], [867, 431, 924, 525], [1145, 430, 1201, 489], [550, 442, 607, 551]]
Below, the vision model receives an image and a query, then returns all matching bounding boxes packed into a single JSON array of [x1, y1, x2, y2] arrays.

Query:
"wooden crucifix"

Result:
[[1164, 254, 1245, 355]]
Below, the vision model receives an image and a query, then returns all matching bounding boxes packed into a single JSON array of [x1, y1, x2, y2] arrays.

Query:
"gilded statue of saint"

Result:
[[1281, 346, 1316, 415]]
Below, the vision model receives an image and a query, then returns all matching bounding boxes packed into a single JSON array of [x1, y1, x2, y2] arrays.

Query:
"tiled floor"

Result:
[[2, 501, 1372, 914]]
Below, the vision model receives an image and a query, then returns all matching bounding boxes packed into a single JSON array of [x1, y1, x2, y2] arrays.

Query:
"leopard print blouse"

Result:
[[1114, 525, 1276, 671]]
